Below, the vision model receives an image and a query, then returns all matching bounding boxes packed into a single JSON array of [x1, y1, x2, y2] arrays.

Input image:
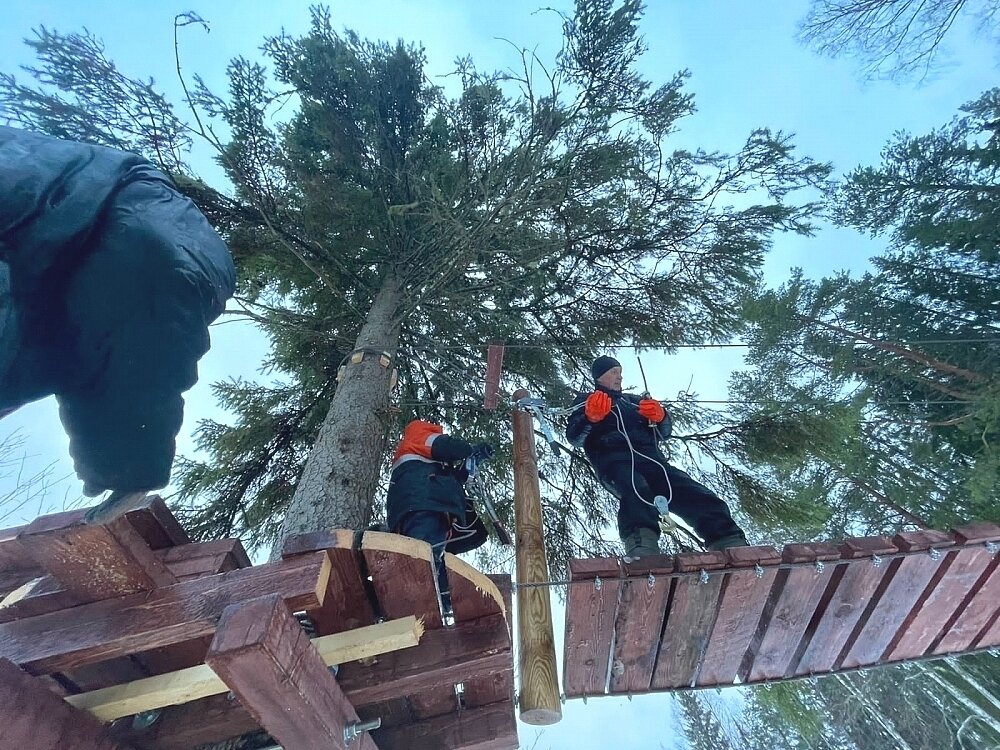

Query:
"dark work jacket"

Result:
[[566, 385, 673, 532], [386, 432, 476, 532]]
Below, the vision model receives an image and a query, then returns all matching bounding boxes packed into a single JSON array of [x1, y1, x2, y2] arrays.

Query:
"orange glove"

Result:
[[584, 391, 612, 422], [638, 398, 665, 423]]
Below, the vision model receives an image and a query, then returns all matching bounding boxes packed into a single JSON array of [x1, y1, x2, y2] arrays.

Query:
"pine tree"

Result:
[[0, 2, 829, 563]]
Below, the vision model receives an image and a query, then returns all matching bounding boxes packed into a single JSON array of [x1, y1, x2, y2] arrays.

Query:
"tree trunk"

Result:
[[271, 276, 403, 557]]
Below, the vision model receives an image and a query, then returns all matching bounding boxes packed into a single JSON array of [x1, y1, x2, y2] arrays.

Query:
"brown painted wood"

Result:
[[483, 343, 506, 411], [887, 524, 1000, 661], [794, 536, 897, 675], [839, 530, 954, 669], [18, 507, 178, 601], [118, 496, 190, 549], [0, 574, 82, 623], [0, 550, 331, 675], [697, 546, 781, 686], [283, 529, 376, 635], [650, 551, 728, 689], [462, 574, 514, 709], [933, 554, 1000, 654], [0, 658, 137, 750], [563, 556, 622, 697], [116, 614, 512, 750], [374, 700, 517, 750], [205, 594, 376, 750], [362, 531, 443, 630], [155, 538, 251, 580], [975, 608, 1000, 648], [609, 555, 674, 694]]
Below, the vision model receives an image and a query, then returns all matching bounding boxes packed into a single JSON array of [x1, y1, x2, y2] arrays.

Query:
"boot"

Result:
[[707, 532, 749, 551]]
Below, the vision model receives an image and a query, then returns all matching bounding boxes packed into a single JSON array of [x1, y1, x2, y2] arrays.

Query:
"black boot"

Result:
[[707, 532, 749, 551]]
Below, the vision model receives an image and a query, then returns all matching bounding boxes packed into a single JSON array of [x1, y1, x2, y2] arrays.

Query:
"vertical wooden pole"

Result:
[[511, 389, 562, 725]]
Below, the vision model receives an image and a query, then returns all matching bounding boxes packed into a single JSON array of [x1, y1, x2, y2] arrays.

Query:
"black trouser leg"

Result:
[[397, 510, 452, 610]]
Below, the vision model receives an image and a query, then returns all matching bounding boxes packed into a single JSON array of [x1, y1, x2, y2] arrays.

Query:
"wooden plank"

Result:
[[840, 530, 953, 669], [113, 614, 514, 750], [118, 495, 190, 549], [155, 538, 251, 580], [205, 594, 377, 750], [18, 506, 177, 601], [0, 574, 82, 623], [933, 554, 1000, 654], [975, 608, 1000, 648], [563, 556, 622, 697], [362, 531, 443, 628], [283, 528, 376, 634], [885, 525, 1000, 661], [374, 700, 517, 750], [67, 617, 423, 722], [697, 546, 781, 686], [483, 342, 506, 411], [0, 658, 137, 750], [609, 554, 674, 694], [794, 536, 897, 676], [450, 568, 512, 711], [0, 550, 331, 675], [650, 551, 728, 689]]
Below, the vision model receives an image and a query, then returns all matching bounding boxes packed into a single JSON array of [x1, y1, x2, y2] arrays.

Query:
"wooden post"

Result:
[[511, 389, 562, 725], [483, 343, 506, 410], [206, 594, 377, 750]]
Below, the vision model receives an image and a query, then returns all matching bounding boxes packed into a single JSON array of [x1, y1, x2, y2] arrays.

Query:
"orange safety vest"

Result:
[[391, 419, 443, 469]]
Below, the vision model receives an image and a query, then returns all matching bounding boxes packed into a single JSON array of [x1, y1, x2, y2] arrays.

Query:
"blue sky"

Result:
[[1, 2, 996, 748]]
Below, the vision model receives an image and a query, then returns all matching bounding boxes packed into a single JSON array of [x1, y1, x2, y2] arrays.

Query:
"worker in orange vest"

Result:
[[387, 419, 494, 613]]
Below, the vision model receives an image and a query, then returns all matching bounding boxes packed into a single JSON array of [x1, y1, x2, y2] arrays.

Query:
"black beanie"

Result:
[[591, 355, 621, 381]]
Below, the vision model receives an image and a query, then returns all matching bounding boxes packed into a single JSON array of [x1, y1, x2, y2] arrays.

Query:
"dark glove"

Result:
[[638, 399, 666, 424], [585, 391, 612, 422], [471, 442, 495, 462]]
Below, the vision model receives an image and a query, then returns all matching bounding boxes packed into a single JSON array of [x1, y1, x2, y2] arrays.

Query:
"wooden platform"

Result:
[[0, 499, 517, 750], [563, 525, 1000, 698]]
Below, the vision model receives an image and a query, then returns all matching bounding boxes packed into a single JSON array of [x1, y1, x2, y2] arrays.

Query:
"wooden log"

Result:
[[650, 551, 728, 689], [839, 530, 954, 669], [697, 546, 781, 686], [0, 574, 81, 624], [609, 555, 674, 694], [374, 700, 518, 750], [361, 531, 443, 629], [511, 389, 561, 725], [0, 658, 137, 750], [794, 536, 897, 675], [17, 505, 177, 601], [563, 557, 621, 698], [205, 594, 377, 750], [283, 528, 377, 634], [0, 550, 331, 675], [128, 614, 512, 750], [66, 616, 423, 722]]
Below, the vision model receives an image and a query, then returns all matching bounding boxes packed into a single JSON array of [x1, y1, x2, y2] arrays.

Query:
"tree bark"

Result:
[[271, 276, 403, 557]]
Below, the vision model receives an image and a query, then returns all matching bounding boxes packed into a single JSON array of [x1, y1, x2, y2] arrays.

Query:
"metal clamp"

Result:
[[699, 569, 709, 585], [871, 554, 883, 568], [344, 718, 381, 745], [754, 564, 764, 579], [648, 573, 656, 588], [987, 542, 999, 556], [594, 576, 602, 591], [814, 560, 825, 574], [928, 547, 942, 561]]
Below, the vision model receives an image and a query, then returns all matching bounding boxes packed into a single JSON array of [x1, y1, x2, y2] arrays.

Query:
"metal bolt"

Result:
[[871, 555, 883, 568], [132, 709, 162, 730], [344, 718, 381, 745], [594, 576, 602, 591], [612, 660, 625, 677], [814, 560, 825, 574], [699, 569, 709, 584], [647, 573, 656, 588], [754, 564, 764, 579]]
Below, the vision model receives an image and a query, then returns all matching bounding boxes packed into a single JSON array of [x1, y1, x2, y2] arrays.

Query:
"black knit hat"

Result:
[[591, 355, 621, 381]]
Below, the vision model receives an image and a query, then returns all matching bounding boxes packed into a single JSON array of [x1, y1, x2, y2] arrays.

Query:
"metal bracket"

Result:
[[754, 564, 764, 579], [344, 718, 381, 745], [928, 547, 942, 561], [594, 576, 602, 591], [815, 560, 825, 574], [987, 542, 999, 556], [871, 554, 883, 568], [648, 573, 656, 588], [699, 569, 709, 585]]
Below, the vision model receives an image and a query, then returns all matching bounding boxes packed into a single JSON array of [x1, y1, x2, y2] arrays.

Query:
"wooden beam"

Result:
[[374, 700, 518, 750], [0, 658, 137, 750], [0, 550, 331, 675], [114, 613, 513, 750], [17, 503, 178, 601], [511, 389, 561, 726], [205, 594, 378, 750], [66, 616, 423, 722]]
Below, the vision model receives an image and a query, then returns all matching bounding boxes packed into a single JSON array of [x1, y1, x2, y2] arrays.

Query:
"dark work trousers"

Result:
[[397, 510, 452, 611], [601, 456, 744, 548]]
